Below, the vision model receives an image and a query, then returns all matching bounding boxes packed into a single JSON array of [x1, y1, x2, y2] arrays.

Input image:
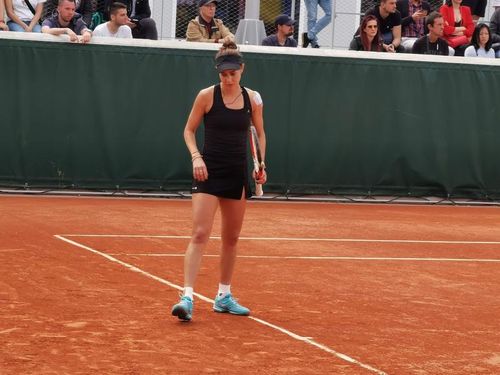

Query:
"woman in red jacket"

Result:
[[439, 0, 474, 54]]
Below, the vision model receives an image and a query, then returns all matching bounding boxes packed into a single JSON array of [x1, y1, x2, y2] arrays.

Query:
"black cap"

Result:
[[215, 54, 243, 72], [275, 14, 295, 26], [199, 0, 218, 6]]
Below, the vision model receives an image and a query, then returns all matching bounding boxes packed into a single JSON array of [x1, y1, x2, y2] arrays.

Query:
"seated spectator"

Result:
[[93, 1, 131, 38], [261, 14, 297, 47], [412, 11, 451, 55], [397, 0, 431, 52], [349, 15, 383, 51], [5, 0, 45, 32], [42, 0, 92, 43], [439, 0, 474, 55], [362, 0, 404, 52], [0, 0, 9, 31], [491, 0, 500, 43], [464, 23, 495, 57], [461, 0, 486, 23], [104, 0, 157, 40], [186, 0, 234, 43]]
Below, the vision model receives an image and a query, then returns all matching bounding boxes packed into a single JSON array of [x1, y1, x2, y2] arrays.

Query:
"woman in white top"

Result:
[[5, 0, 45, 32], [464, 23, 496, 58]]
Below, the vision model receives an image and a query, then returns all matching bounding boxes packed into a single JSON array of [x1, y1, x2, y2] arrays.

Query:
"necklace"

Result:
[[222, 90, 242, 105]]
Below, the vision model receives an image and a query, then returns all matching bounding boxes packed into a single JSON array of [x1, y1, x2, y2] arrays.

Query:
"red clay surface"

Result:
[[1, 195, 500, 374]]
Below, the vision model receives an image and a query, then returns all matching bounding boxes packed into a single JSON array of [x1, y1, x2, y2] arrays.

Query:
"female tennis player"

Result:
[[171, 41, 266, 322]]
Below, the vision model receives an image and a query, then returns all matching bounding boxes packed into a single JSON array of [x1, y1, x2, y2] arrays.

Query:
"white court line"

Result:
[[54, 234, 387, 375], [108, 253, 500, 263], [59, 234, 500, 245]]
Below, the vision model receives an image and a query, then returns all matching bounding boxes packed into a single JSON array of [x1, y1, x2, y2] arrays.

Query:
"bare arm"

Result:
[[42, 25, 79, 42], [249, 89, 266, 185], [26, 2, 43, 32], [183, 87, 212, 181], [4, 0, 28, 30], [0, 0, 8, 30], [391, 24, 401, 48]]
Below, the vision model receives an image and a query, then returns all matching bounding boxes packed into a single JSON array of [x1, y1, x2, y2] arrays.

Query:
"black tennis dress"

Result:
[[192, 84, 252, 200]]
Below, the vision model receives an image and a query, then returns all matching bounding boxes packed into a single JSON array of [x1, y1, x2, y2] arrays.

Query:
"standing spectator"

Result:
[[261, 14, 297, 47], [104, 0, 157, 40], [362, 0, 404, 52], [397, 0, 431, 52], [93, 1, 131, 38], [186, 0, 234, 43], [439, 0, 474, 55], [464, 23, 495, 57], [302, 0, 331, 48], [5, 0, 45, 32], [412, 11, 451, 55], [349, 15, 383, 51], [42, 0, 92, 43], [0, 0, 9, 31], [461, 0, 487, 23]]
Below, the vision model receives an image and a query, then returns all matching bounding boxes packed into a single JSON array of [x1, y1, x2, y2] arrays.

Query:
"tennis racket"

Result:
[[249, 125, 264, 196]]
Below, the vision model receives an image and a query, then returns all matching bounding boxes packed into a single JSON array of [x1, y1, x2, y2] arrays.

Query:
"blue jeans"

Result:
[[305, 0, 332, 43], [7, 20, 42, 32]]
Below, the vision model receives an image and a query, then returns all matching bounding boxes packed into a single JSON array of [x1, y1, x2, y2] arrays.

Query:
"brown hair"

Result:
[[360, 15, 382, 52]]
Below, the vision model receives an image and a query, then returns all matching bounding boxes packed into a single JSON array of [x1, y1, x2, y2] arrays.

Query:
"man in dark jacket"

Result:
[[104, 0, 157, 40]]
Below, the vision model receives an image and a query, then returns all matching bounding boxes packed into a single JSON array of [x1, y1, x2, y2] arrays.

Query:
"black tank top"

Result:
[[203, 84, 252, 161]]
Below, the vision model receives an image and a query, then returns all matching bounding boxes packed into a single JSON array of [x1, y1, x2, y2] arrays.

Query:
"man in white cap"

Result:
[[490, 0, 500, 57], [186, 0, 234, 43], [262, 14, 298, 47]]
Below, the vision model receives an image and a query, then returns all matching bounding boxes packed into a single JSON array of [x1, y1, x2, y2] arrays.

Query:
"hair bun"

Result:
[[221, 41, 238, 50]]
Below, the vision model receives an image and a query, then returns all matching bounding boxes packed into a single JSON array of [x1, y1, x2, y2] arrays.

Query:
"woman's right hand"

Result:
[[192, 157, 208, 181]]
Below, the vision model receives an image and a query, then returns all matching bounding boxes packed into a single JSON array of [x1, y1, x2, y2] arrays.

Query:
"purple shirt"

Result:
[[42, 14, 90, 35]]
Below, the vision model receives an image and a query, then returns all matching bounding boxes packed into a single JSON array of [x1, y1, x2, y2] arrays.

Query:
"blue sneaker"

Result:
[[171, 296, 193, 321], [213, 293, 250, 316]]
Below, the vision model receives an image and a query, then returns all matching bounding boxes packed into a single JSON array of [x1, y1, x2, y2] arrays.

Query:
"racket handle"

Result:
[[255, 183, 263, 197]]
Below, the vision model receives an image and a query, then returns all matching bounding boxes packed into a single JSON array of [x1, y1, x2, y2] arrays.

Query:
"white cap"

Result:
[[493, 0, 500, 6]]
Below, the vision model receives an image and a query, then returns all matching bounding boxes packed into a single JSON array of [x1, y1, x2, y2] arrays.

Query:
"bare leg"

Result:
[[184, 193, 219, 288], [218, 190, 247, 285]]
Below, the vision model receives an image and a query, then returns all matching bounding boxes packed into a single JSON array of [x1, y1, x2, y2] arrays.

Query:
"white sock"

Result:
[[183, 287, 193, 300], [217, 283, 231, 297]]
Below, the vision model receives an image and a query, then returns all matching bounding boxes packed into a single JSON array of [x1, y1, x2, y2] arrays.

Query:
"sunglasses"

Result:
[[366, 25, 378, 29]]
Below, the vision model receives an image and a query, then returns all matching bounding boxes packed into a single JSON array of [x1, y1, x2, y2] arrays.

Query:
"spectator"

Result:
[[0, 0, 9, 31], [261, 14, 297, 47], [349, 15, 383, 51], [363, 0, 404, 52], [439, 0, 474, 55], [464, 23, 495, 57], [461, 0, 487, 23], [42, 0, 92, 43], [104, 0, 157, 40], [302, 0, 331, 48], [412, 11, 451, 55], [490, 0, 500, 45], [5, 0, 45, 32], [93, 1, 131, 38], [45, 0, 92, 28], [397, 0, 431, 52], [186, 0, 234, 43]]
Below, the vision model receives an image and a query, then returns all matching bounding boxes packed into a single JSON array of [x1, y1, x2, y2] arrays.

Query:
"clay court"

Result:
[[1, 195, 500, 374]]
